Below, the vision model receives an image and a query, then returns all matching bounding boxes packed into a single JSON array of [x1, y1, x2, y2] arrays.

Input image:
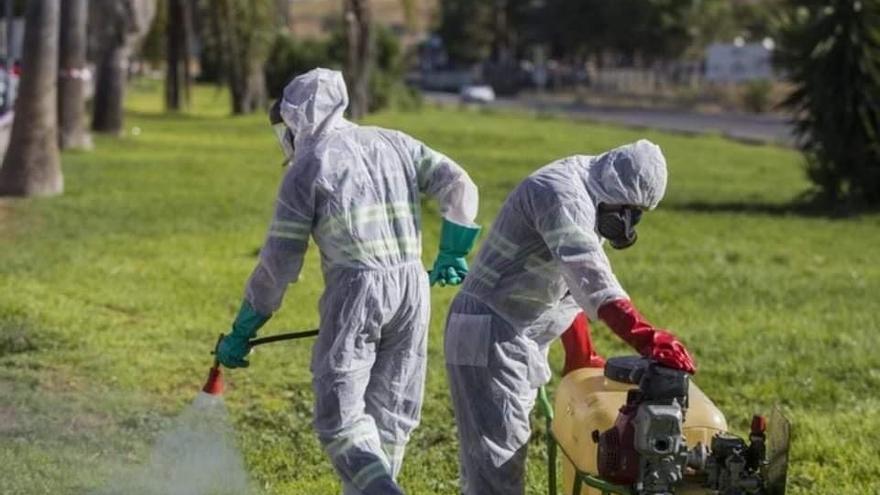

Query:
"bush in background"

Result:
[[264, 25, 420, 114], [776, 0, 880, 207], [741, 79, 773, 113]]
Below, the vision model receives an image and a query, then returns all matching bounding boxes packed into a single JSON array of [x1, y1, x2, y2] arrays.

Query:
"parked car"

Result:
[[459, 84, 495, 104]]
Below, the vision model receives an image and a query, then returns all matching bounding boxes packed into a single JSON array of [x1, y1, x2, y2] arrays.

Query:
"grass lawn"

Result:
[[1, 82, 878, 494]]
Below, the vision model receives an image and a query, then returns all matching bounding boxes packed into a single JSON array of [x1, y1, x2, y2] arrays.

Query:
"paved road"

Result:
[[424, 91, 795, 147]]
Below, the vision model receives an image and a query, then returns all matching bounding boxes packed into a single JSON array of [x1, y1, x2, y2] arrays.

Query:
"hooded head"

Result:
[[585, 139, 668, 210], [277, 68, 350, 151], [584, 140, 668, 249]]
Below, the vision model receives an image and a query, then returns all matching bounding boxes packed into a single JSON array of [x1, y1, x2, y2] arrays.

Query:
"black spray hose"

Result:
[[211, 329, 319, 361], [248, 329, 319, 347]]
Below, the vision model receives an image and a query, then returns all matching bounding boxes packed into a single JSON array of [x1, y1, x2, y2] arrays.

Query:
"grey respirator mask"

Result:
[[597, 204, 643, 249], [269, 99, 295, 166]]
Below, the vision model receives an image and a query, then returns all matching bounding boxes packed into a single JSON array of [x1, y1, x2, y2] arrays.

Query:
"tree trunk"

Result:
[[91, 43, 129, 134], [90, 0, 157, 134], [344, 0, 372, 119], [0, 0, 62, 197], [165, 0, 192, 111], [216, 0, 266, 115], [58, 0, 91, 150]]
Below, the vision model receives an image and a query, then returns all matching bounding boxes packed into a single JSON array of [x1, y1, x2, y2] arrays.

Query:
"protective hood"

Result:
[[278, 68, 351, 149], [584, 139, 668, 210]]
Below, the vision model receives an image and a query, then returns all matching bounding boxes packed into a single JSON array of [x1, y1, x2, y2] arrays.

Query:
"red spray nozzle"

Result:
[[751, 414, 767, 436], [202, 365, 224, 395], [202, 333, 225, 396]]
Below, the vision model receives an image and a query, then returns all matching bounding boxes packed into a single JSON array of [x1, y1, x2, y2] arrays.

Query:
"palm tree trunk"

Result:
[[58, 0, 92, 150], [344, 0, 372, 119], [165, 0, 192, 111], [91, 43, 129, 134], [0, 0, 62, 197], [215, 0, 265, 115], [90, 0, 156, 135]]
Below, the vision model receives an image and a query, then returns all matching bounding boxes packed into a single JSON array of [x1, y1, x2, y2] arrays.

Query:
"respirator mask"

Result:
[[597, 204, 643, 249], [269, 99, 295, 166]]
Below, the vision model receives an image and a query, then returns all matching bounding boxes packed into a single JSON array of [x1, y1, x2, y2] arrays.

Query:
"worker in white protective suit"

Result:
[[444, 140, 696, 495], [215, 68, 481, 494]]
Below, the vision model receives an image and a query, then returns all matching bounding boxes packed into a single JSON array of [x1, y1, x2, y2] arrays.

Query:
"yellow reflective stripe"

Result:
[[508, 293, 548, 305], [325, 424, 374, 458], [268, 218, 310, 241], [338, 236, 421, 259], [542, 225, 592, 248], [271, 219, 310, 232], [352, 460, 391, 489], [484, 230, 518, 259], [268, 230, 309, 241], [317, 202, 418, 237]]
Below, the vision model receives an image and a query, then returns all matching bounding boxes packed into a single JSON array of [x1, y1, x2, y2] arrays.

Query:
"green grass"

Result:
[[1, 81, 878, 494]]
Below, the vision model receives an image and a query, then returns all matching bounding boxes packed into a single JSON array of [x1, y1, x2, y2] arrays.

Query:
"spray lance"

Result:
[[202, 329, 320, 396]]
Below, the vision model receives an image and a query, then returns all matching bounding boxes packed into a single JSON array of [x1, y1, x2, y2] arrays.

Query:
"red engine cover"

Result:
[[597, 403, 640, 485]]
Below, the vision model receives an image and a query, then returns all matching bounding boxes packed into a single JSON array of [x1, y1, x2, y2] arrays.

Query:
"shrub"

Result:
[[263, 26, 418, 113], [776, 0, 880, 207], [741, 79, 773, 113], [264, 35, 335, 99]]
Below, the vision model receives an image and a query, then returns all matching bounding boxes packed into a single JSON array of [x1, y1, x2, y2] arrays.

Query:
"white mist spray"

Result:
[[98, 392, 256, 495]]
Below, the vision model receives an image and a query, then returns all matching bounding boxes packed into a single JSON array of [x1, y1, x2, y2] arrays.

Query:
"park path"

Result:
[[424, 91, 795, 147]]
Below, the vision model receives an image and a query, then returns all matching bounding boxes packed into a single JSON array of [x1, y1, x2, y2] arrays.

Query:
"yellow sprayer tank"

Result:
[[551, 367, 728, 495]]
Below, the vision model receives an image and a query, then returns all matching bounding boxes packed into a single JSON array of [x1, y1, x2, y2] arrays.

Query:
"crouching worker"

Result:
[[216, 68, 481, 495], [443, 140, 695, 495]]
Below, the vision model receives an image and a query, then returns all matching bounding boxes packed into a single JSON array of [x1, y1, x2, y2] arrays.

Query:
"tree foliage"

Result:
[[438, 0, 537, 66], [776, 0, 880, 206], [265, 25, 416, 113], [544, 0, 694, 63], [438, 0, 786, 67], [202, 0, 273, 114]]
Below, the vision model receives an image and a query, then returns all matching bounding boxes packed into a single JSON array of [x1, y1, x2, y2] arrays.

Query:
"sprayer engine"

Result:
[[596, 360, 690, 493], [594, 357, 773, 495]]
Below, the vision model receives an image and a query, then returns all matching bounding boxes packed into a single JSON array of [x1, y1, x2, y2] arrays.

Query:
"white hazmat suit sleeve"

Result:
[[409, 138, 479, 227], [244, 161, 316, 316], [532, 199, 628, 320]]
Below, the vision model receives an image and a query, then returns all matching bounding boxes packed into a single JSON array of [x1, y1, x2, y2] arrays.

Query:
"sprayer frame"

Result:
[[537, 387, 633, 495]]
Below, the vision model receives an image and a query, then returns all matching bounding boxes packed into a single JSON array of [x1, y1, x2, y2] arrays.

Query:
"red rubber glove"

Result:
[[560, 312, 606, 375], [597, 299, 696, 374]]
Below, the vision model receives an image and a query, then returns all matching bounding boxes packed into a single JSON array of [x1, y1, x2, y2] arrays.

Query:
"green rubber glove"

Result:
[[430, 219, 481, 287], [216, 300, 271, 368]]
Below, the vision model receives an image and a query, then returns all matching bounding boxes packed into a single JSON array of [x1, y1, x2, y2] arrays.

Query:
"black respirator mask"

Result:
[[269, 99, 295, 166], [597, 204, 643, 249]]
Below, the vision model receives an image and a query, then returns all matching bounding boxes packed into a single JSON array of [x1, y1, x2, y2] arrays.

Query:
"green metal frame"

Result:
[[537, 386, 632, 495]]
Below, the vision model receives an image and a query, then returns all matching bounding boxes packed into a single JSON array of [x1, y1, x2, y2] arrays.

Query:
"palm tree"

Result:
[[165, 0, 193, 111], [0, 0, 62, 197], [91, 0, 156, 134], [59, 0, 92, 150], [344, 0, 373, 119]]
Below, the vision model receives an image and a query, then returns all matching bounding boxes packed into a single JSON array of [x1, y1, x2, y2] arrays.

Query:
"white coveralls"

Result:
[[444, 140, 667, 494], [245, 69, 479, 494]]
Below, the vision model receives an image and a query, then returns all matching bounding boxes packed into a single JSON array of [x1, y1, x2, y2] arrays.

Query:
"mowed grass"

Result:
[[1, 81, 878, 494]]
